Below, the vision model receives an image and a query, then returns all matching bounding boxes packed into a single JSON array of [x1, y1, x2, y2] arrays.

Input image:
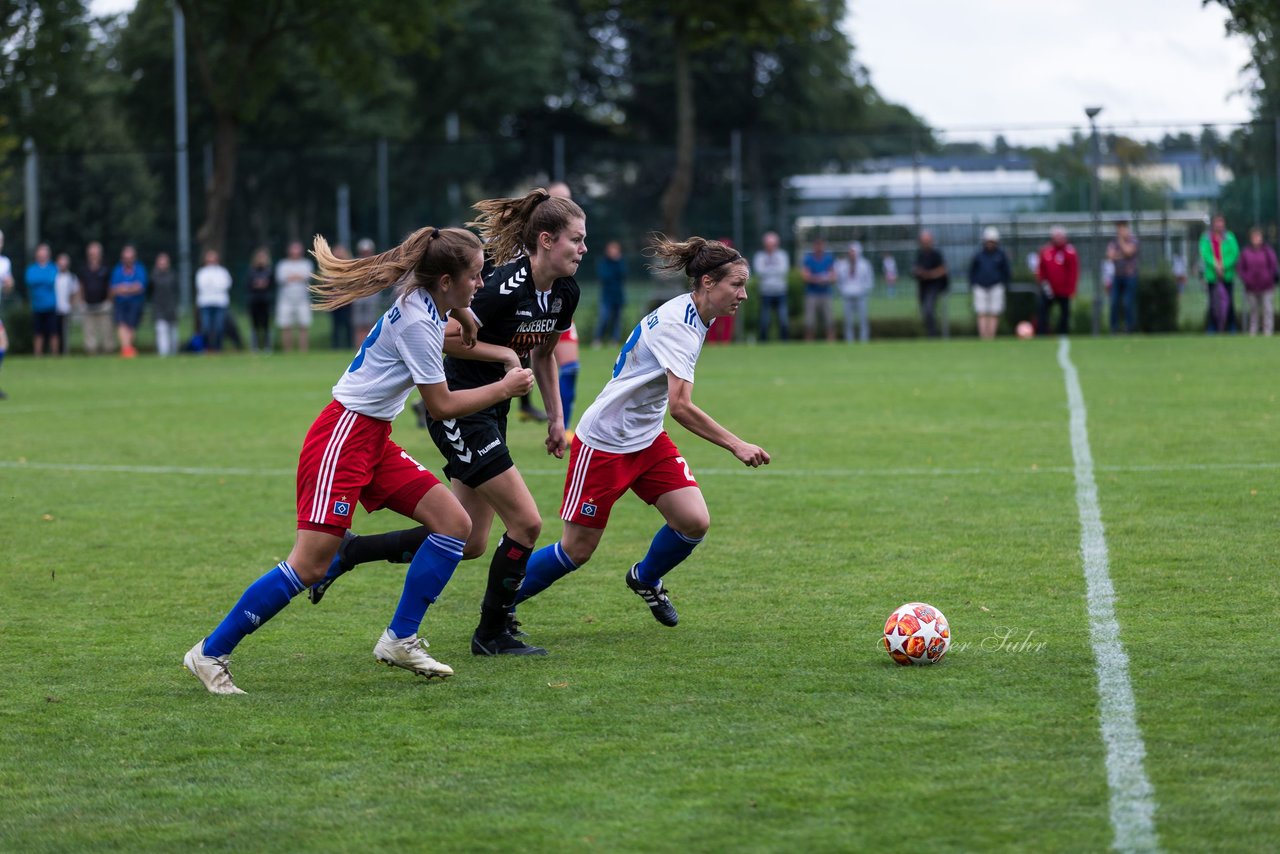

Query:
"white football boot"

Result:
[[184, 640, 247, 695], [373, 630, 454, 679]]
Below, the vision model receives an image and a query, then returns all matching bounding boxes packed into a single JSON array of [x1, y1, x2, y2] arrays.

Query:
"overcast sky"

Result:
[[847, 0, 1255, 144], [93, 0, 1256, 145]]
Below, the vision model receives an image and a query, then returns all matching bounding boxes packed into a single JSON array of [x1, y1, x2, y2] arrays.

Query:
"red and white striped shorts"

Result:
[[295, 400, 440, 536]]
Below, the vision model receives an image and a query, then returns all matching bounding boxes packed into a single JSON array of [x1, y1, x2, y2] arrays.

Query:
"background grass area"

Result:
[[1, 335, 1277, 851]]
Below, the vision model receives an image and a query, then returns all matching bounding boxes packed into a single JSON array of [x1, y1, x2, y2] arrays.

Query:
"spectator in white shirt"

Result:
[[196, 248, 234, 352], [752, 231, 790, 341], [54, 252, 80, 355], [275, 240, 315, 352], [836, 241, 874, 343]]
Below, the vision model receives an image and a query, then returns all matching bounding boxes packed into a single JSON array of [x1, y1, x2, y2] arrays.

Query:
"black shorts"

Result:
[[32, 310, 60, 337], [425, 404, 514, 488]]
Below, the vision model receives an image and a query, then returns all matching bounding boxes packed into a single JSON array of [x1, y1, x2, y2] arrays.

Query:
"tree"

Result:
[[156, 0, 444, 256]]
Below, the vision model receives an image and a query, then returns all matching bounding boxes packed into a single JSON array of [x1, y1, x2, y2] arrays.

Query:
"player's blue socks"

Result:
[[204, 562, 306, 657], [635, 525, 703, 585], [559, 360, 579, 427], [515, 541, 578, 605], [388, 533, 466, 639]]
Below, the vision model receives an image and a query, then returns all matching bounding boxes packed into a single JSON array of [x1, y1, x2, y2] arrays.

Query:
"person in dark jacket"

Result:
[[969, 227, 1011, 340], [1238, 225, 1277, 336]]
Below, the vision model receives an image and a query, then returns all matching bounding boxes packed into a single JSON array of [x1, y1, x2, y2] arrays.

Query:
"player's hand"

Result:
[[545, 421, 567, 459], [502, 367, 534, 398], [454, 309, 478, 349], [733, 442, 770, 468]]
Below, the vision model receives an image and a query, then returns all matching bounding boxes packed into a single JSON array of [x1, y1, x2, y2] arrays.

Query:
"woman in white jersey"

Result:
[[513, 235, 770, 635], [183, 227, 533, 695]]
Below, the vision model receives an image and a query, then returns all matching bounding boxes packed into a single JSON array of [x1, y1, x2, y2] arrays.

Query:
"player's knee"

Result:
[[462, 533, 488, 561], [675, 513, 710, 541], [510, 516, 541, 548], [439, 510, 471, 544], [562, 539, 596, 567]]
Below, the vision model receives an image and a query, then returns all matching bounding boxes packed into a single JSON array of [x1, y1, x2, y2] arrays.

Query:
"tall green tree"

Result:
[[133, 0, 445, 256]]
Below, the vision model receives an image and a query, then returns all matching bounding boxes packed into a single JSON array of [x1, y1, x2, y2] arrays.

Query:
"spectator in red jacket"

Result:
[[1238, 225, 1277, 336], [1037, 226, 1079, 334]]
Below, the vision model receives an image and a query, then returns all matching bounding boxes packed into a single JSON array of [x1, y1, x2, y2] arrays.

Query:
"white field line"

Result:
[[1057, 337, 1160, 853], [1, 459, 1276, 480]]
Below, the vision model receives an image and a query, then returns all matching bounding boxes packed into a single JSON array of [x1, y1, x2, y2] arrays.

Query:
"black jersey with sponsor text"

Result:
[[445, 255, 579, 391]]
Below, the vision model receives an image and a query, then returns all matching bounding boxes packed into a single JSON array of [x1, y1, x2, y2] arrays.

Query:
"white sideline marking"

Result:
[[1057, 338, 1159, 853], [1, 458, 1275, 481]]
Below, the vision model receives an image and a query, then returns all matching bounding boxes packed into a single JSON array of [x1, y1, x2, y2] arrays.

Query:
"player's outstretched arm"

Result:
[[417, 369, 533, 422], [666, 371, 770, 468]]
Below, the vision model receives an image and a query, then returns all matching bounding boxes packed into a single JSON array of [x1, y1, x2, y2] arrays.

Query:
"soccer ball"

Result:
[[883, 602, 950, 666], [1016, 320, 1035, 340]]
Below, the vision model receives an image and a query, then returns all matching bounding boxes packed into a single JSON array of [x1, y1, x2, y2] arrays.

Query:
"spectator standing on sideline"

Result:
[[1171, 252, 1188, 294], [1036, 226, 1079, 335], [1025, 248, 1040, 279], [329, 244, 353, 350], [912, 230, 948, 338], [1107, 221, 1140, 333], [1200, 214, 1240, 334], [246, 247, 274, 352], [110, 245, 147, 358], [350, 239, 381, 345], [881, 252, 898, 299], [836, 241, 873, 343], [27, 244, 59, 356], [79, 241, 113, 354], [1238, 225, 1277, 337], [196, 249, 233, 353], [969, 227, 1010, 340], [0, 230, 12, 397], [593, 239, 627, 347], [753, 231, 789, 341], [54, 252, 79, 354], [275, 240, 314, 352], [151, 252, 179, 357], [802, 237, 836, 341]]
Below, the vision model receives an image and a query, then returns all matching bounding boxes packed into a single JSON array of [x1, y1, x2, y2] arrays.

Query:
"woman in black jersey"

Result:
[[310, 189, 585, 657]]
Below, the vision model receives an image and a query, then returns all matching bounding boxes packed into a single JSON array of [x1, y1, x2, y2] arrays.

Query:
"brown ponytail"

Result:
[[469, 188, 585, 267], [310, 226, 481, 310], [646, 234, 745, 289]]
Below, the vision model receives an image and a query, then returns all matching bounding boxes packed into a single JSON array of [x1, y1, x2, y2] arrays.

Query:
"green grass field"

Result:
[[2, 334, 1277, 852]]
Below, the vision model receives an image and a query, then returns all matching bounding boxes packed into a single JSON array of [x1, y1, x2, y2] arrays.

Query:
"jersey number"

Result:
[[675, 456, 695, 482], [348, 316, 384, 373], [400, 450, 427, 472], [346, 306, 400, 373], [612, 322, 643, 378]]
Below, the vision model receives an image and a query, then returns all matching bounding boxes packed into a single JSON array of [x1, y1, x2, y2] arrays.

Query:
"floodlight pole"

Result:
[[174, 2, 193, 318], [1086, 106, 1103, 337]]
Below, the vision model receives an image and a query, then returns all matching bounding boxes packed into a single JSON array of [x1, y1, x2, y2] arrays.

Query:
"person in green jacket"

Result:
[[1199, 213, 1240, 333]]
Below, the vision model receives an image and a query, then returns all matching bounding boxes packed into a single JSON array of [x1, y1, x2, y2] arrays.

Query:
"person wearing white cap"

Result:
[[836, 241, 874, 343], [968, 226, 1011, 340]]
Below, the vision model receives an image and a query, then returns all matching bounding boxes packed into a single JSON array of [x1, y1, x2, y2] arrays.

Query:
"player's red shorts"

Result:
[[296, 400, 441, 535], [559, 431, 699, 529]]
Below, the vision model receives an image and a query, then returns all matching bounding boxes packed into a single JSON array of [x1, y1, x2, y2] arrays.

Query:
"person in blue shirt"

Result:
[[26, 243, 60, 356], [802, 238, 836, 341], [592, 240, 627, 346], [110, 244, 148, 358]]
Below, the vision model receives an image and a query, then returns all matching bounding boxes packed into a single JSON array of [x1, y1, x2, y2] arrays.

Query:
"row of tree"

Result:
[[0, 0, 927, 268], [2, 0, 1276, 274]]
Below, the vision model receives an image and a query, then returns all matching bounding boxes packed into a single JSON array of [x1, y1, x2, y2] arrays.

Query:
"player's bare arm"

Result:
[[417, 370, 532, 423], [665, 371, 770, 468], [529, 333, 566, 458], [442, 330, 522, 373]]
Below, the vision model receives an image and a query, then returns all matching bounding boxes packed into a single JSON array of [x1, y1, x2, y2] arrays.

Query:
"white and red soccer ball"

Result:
[[883, 602, 950, 666]]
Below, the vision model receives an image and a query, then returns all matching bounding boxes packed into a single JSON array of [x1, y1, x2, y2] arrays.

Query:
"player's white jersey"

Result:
[[332, 289, 449, 421], [575, 293, 709, 454]]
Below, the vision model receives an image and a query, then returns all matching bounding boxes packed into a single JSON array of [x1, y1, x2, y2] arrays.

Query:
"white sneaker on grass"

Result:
[[373, 629, 453, 679], [184, 640, 247, 695]]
